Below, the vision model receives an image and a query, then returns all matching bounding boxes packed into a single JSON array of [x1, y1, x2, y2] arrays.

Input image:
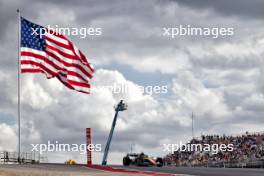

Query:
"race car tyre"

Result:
[[156, 157, 164, 167], [123, 156, 131, 166]]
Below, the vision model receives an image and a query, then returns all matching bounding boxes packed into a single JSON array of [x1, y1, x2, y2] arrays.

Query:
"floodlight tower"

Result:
[[102, 100, 127, 165]]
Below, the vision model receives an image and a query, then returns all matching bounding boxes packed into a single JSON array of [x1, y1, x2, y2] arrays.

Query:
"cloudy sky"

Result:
[[0, 0, 264, 164]]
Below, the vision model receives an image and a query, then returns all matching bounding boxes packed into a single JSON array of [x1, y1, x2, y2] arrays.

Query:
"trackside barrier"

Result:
[[0, 151, 48, 164]]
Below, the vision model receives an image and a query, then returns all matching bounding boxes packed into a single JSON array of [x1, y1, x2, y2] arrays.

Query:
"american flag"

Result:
[[20, 17, 94, 94]]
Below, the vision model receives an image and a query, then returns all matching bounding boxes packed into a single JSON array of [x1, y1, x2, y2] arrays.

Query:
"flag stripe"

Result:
[[67, 79, 90, 88], [21, 47, 92, 79], [46, 44, 76, 59], [67, 75, 90, 86], [79, 50, 95, 72], [45, 37, 72, 52], [21, 51, 90, 84], [21, 60, 90, 91], [45, 39, 94, 75], [21, 51, 90, 83], [45, 41, 94, 76], [21, 68, 44, 73], [46, 29, 68, 40], [21, 52, 65, 72], [57, 75, 90, 93], [21, 60, 58, 77], [45, 32, 69, 45], [45, 49, 93, 78], [67, 71, 88, 82]]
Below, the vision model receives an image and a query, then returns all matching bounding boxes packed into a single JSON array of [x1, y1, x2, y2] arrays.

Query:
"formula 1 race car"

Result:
[[123, 153, 163, 167]]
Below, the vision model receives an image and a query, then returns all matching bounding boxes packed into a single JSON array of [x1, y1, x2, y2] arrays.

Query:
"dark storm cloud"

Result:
[[174, 0, 264, 19]]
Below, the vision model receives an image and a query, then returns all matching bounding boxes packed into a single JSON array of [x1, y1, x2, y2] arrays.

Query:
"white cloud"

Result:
[[171, 71, 230, 119], [241, 93, 264, 112], [0, 123, 17, 151], [21, 76, 58, 109]]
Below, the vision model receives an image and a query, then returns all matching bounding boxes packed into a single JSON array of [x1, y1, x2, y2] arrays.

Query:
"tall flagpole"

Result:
[[17, 9, 21, 163], [191, 112, 194, 139]]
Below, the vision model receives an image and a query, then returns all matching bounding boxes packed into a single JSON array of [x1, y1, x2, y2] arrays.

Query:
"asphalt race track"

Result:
[[1, 164, 264, 176], [0, 164, 146, 176], [115, 165, 264, 176]]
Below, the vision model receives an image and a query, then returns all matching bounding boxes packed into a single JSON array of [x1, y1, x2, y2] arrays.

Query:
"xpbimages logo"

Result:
[[163, 25, 234, 39], [31, 141, 102, 154], [31, 25, 102, 39], [163, 142, 234, 154]]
